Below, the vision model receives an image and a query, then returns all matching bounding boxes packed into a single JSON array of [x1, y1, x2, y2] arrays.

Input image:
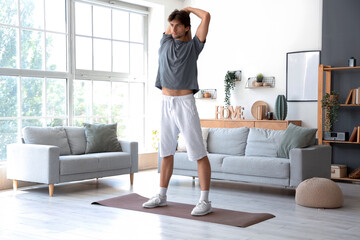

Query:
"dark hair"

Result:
[[168, 9, 191, 28]]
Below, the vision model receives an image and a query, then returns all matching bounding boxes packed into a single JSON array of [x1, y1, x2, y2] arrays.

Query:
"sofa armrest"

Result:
[[7, 143, 60, 184], [289, 145, 331, 187], [119, 140, 138, 173]]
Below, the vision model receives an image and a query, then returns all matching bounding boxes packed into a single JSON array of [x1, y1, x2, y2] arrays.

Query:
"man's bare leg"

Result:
[[142, 155, 173, 208], [197, 156, 211, 190], [191, 155, 212, 216], [160, 155, 174, 188]]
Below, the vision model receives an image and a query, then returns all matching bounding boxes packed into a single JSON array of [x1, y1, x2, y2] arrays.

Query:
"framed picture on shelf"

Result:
[[286, 50, 320, 102]]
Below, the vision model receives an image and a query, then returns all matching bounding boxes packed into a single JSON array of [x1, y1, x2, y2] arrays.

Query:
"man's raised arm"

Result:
[[165, 24, 171, 35], [183, 7, 210, 43]]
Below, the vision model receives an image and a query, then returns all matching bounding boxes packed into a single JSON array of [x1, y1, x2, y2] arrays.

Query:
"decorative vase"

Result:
[[255, 82, 263, 87], [275, 95, 287, 120]]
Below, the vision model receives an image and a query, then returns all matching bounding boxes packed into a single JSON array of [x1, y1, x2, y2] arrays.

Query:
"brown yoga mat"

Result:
[[92, 193, 275, 228]]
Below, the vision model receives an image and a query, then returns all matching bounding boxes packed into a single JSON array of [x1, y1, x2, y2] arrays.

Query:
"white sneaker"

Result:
[[191, 200, 212, 216], [142, 194, 167, 208]]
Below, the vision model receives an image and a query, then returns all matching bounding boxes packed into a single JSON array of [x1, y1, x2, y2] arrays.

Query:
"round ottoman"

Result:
[[295, 177, 343, 208]]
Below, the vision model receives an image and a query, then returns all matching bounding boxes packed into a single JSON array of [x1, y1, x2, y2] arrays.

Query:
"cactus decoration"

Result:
[[274, 95, 287, 120]]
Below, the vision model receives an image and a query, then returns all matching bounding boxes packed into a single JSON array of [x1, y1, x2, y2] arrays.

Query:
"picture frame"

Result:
[[286, 50, 321, 102]]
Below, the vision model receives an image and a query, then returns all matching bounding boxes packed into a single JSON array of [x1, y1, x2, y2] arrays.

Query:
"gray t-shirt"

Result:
[[155, 34, 205, 94]]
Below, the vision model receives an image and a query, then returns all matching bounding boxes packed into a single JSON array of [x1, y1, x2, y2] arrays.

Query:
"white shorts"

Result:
[[160, 94, 207, 161]]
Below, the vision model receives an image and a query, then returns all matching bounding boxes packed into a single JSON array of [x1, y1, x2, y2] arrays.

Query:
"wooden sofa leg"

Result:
[[130, 173, 134, 185], [13, 180, 18, 191], [192, 177, 195, 180], [49, 184, 54, 197]]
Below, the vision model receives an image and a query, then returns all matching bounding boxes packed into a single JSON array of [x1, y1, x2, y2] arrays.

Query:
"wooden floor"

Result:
[[0, 170, 360, 240]]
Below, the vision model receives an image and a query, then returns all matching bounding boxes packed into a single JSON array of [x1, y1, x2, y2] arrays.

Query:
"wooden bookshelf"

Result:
[[318, 64, 360, 183]]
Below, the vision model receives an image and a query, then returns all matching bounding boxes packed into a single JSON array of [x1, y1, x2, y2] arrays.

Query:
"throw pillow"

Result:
[[277, 123, 317, 158], [83, 123, 122, 154], [245, 127, 285, 157], [207, 127, 249, 155], [64, 127, 87, 155], [22, 126, 71, 156], [177, 128, 210, 152]]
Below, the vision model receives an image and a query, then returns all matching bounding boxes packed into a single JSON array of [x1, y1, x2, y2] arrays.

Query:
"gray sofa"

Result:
[[158, 127, 331, 187], [7, 126, 138, 196]]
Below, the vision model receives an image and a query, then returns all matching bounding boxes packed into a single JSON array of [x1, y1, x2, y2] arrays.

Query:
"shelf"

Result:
[[340, 104, 360, 106], [324, 66, 360, 71], [323, 140, 360, 144], [319, 64, 360, 184], [332, 177, 360, 182], [246, 86, 273, 89], [245, 77, 275, 88], [195, 89, 217, 99]]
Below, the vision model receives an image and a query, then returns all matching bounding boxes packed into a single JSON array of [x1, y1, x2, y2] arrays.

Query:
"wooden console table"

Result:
[[200, 119, 301, 130]]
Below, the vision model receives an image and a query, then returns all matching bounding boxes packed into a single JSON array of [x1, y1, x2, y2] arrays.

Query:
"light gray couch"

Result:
[[7, 126, 138, 196], [158, 127, 331, 187]]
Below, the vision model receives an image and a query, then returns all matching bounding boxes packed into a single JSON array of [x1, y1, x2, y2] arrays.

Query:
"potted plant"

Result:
[[203, 91, 211, 98], [224, 71, 236, 107], [255, 73, 264, 87], [321, 91, 340, 132]]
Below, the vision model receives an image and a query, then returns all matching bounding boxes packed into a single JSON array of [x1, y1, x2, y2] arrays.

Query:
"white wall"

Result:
[[184, 0, 322, 128], [124, 0, 322, 152]]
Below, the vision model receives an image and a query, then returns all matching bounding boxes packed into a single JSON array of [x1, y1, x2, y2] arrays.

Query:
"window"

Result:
[[0, 0, 68, 161], [0, 0, 148, 161], [0, 75, 67, 160], [73, 1, 147, 150], [0, 0, 67, 71]]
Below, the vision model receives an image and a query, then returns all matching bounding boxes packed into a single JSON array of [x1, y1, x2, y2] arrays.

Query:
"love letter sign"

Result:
[[215, 106, 244, 119]]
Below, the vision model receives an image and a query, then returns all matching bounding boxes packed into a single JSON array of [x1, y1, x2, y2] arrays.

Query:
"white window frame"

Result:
[[0, 0, 149, 160], [71, 0, 148, 151], [0, 0, 71, 135]]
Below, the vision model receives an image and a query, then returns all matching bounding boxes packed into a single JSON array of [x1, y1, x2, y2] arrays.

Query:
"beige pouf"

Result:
[[295, 177, 343, 208]]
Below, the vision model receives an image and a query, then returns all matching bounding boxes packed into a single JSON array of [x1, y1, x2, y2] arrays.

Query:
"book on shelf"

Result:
[[345, 88, 360, 104], [345, 89, 354, 104], [349, 127, 358, 142], [352, 89, 356, 104]]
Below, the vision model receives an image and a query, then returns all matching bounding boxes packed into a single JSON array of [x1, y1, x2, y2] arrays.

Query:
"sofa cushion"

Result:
[[245, 128, 285, 157], [22, 126, 71, 156], [83, 123, 122, 154], [64, 127, 87, 155], [59, 152, 130, 175], [222, 156, 290, 179], [177, 128, 210, 152], [174, 152, 230, 172], [60, 154, 99, 175], [277, 124, 317, 158], [207, 127, 249, 155], [96, 152, 131, 171]]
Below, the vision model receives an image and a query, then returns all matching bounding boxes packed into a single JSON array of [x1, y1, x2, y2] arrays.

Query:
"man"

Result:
[[142, 7, 212, 216]]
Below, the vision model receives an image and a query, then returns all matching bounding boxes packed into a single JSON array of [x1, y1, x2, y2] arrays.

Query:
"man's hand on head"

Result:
[[182, 7, 192, 14]]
